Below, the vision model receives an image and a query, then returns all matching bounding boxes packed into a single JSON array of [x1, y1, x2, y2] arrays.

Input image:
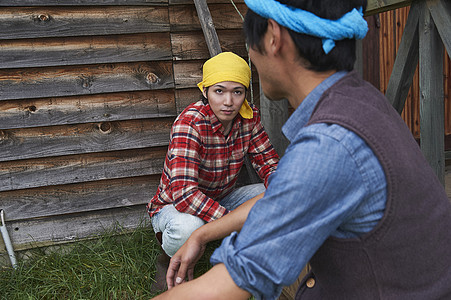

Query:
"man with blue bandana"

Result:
[[154, 0, 451, 299]]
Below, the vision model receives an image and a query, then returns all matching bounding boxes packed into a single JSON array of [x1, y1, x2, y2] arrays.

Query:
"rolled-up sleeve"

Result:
[[211, 125, 370, 299]]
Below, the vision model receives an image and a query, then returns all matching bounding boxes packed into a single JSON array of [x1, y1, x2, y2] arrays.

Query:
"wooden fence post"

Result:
[[419, 0, 445, 185]]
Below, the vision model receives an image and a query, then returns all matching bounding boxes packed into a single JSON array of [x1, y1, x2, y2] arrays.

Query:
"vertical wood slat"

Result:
[[193, 0, 222, 56], [426, 0, 451, 59], [385, 3, 420, 114], [362, 15, 381, 89], [419, 3, 445, 184], [445, 52, 451, 136]]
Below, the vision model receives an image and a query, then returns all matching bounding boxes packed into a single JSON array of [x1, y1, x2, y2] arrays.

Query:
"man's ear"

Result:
[[267, 19, 283, 55]]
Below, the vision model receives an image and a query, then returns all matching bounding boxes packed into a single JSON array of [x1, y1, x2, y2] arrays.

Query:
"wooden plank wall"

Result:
[[0, 0, 250, 254], [373, 6, 451, 140]]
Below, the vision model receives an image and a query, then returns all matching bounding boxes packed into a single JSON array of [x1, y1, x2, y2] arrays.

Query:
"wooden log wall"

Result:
[[0, 0, 251, 255], [367, 5, 451, 140]]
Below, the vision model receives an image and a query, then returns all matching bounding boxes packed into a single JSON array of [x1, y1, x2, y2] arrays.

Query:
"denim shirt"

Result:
[[210, 71, 387, 300]]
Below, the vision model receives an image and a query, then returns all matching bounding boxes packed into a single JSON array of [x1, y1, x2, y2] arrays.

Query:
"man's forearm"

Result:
[[154, 264, 250, 300]]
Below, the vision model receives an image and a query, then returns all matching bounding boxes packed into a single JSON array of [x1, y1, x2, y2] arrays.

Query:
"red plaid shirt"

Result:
[[147, 100, 279, 222]]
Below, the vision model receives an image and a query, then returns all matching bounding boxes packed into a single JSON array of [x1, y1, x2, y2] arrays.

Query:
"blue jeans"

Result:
[[151, 183, 265, 257]]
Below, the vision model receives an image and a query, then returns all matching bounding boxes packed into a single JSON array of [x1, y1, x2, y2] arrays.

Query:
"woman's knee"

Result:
[[161, 214, 205, 256]]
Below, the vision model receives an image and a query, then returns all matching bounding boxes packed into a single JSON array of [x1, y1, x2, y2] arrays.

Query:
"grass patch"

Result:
[[0, 224, 218, 300]]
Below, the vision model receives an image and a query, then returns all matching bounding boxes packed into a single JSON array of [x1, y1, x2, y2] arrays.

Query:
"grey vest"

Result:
[[295, 71, 451, 299]]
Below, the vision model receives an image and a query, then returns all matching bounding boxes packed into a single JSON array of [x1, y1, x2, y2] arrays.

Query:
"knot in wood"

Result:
[[146, 73, 159, 84], [38, 14, 50, 22], [98, 122, 113, 134], [80, 76, 93, 89], [26, 105, 37, 112], [0, 130, 7, 140]]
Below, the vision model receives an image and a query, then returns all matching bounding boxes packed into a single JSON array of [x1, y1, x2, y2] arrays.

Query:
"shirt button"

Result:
[[306, 278, 315, 288]]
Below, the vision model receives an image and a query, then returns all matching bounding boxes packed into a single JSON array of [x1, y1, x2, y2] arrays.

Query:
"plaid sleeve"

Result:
[[168, 119, 229, 222], [247, 111, 280, 187]]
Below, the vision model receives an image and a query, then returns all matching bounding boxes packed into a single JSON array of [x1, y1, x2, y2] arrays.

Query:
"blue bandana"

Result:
[[244, 0, 368, 54]]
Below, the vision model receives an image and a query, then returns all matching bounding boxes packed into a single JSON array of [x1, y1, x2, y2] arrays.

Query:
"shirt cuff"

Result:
[[210, 232, 283, 300]]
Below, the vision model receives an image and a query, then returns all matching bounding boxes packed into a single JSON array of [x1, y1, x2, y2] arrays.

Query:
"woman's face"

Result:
[[203, 81, 246, 131]]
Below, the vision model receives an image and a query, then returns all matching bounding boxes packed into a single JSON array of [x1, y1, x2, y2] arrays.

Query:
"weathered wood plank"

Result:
[[1, 0, 167, 5], [175, 88, 203, 113], [0, 33, 172, 69], [0, 61, 174, 101], [0, 118, 173, 162], [419, 3, 445, 185], [173, 60, 204, 89], [169, 4, 246, 32], [366, 0, 412, 16], [171, 30, 247, 61], [0, 176, 158, 222], [0, 7, 169, 40], [0, 147, 166, 192], [427, 0, 451, 59], [385, 0, 420, 113], [0, 90, 176, 130], [362, 15, 381, 89], [0, 205, 150, 252], [194, 0, 222, 56]]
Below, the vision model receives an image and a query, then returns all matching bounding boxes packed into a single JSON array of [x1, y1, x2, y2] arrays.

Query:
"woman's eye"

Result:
[[234, 91, 243, 95], [215, 89, 223, 94]]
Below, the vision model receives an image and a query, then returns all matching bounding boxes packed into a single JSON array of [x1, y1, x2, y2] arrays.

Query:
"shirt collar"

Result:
[[282, 71, 348, 142]]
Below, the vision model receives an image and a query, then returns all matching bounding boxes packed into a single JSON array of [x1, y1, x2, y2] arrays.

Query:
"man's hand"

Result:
[[166, 192, 264, 289], [166, 231, 206, 289], [154, 264, 250, 300]]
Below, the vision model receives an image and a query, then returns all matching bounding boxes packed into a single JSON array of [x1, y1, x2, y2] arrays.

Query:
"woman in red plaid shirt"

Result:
[[147, 52, 279, 291]]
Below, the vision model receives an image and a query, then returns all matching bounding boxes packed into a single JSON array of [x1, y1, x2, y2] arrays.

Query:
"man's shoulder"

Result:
[[176, 101, 210, 125]]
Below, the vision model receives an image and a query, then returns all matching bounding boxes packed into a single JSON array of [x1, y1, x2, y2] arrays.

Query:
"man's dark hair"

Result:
[[201, 87, 209, 104], [243, 0, 368, 72]]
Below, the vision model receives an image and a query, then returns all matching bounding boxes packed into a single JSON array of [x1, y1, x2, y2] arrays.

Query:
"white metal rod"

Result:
[[0, 209, 17, 269]]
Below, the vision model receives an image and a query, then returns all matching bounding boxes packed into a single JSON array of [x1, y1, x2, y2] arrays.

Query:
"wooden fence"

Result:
[[0, 0, 250, 259], [374, 5, 450, 139]]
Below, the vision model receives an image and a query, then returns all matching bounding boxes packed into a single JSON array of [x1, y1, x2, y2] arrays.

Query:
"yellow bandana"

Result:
[[197, 52, 253, 119]]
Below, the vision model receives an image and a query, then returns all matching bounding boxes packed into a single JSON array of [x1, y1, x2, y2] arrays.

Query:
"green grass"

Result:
[[0, 224, 218, 300]]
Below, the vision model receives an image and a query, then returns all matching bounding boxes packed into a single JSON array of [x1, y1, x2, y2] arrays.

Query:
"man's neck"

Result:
[[286, 68, 336, 110]]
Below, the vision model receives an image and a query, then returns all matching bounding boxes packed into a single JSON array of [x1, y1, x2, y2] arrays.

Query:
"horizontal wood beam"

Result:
[[366, 0, 412, 15], [0, 7, 169, 40], [0, 176, 159, 221], [169, 4, 246, 32], [0, 118, 172, 162], [0, 205, 149, 252], [0, 33, 172, 69], [0, 148, 166, 192], [0, 61, 174, 101], [171, 30, 247, 61], [0, 90, 176, 130]]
